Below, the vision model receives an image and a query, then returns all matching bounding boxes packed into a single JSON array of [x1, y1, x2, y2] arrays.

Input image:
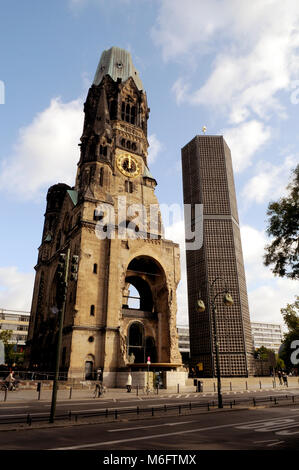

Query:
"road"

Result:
[[0, 405, 299, 450]]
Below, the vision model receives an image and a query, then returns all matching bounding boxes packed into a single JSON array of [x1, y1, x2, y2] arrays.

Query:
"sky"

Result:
[[0, 0, 298, 329]]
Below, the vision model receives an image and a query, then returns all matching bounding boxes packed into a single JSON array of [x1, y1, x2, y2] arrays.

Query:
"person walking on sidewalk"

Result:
[[277, 370, 283, 385], [126, 372, 132, 393], [282, 371, 288, 387]]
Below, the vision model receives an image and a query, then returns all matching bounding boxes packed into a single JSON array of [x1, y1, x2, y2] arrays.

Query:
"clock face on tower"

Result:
[[117, 154, 141, 178]]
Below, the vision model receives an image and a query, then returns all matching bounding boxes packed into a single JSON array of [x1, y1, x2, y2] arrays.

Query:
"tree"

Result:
[[0, 330, 13, 365], [279, 296, 299, 370], [264, 164, 299, 279]]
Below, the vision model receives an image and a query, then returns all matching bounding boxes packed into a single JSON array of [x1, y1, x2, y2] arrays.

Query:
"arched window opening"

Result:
[[121, 102, 125, 120], [93, 264, 97, 274], [128, 322, 145, 363], [126, 284, 140, 309], [90, 305, 95, 316], [131, 106, 136, 125], [125, 181, 133, 193], [125, 104, 130, 122], [99, 167, 104, 187], [124, 276, 153, 312]]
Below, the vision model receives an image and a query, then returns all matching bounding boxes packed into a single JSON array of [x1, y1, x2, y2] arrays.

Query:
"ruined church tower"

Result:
[[25, 47, 182, 385]]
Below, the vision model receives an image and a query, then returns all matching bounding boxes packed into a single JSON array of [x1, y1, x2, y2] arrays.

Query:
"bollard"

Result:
[[105, 409, 108, 418], [152, 407, 154, 417], [189, 402, 192, 411], [177, 384, 180, 394], [253, 398, 256, 407], [27, 414, 32, 426], [164, 405, 167, 413], [214, 383, 216, 392], [259, 380, 262, 389], [68, 411, 72, 421], [230, 382, 232, 391], [179, 405, 181, 415], [137, 406, 139, 415], [69, 386, 72, 399], [115, 409, 118, 420], [136, 384, 139, 396], [4, 388, 7, 402], [37, 382, 42, 400]]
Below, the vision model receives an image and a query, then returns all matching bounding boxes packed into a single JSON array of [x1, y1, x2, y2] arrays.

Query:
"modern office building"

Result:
[[251, 322, 283, 354], [181, 135, 255, 377], [0, 309, 30, 348]]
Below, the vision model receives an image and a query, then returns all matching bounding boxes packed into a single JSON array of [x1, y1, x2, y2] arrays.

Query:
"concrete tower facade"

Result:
[[181, 135, 254, 377], [25, 47, 182, 385]]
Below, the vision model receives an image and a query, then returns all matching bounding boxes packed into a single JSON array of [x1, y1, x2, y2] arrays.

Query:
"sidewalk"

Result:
[[0, 383, 297, 404]]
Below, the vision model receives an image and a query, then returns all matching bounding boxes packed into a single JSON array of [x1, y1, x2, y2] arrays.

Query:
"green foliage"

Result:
[[279, 296, 299, 369], [254, 346, 272, 361], [264, 164, 299, 279], [0, 329, 13, 345]]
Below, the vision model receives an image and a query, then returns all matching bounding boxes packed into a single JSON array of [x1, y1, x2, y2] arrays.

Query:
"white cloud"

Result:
[[148, 134, 163, 165], [155, 1, 299, 124], [0, 98, 83, 200], [242, 155, 297, 204], [222, 120, 271, 173], [0, 267, 34, 311], [240, 224, 297, 327]]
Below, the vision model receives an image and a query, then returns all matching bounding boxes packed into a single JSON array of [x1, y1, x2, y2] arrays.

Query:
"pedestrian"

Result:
[[5, 371, 15, 391], [126, 372, 132, 393], [282, 372, 288, 387], [97, 368, 103, 382], [277, 370, 283, 385]]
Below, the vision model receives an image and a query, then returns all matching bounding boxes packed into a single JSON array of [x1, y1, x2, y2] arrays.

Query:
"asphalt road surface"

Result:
[[0, 404, 299, 450]]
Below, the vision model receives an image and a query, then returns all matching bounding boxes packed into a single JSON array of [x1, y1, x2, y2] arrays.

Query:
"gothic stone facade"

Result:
[[25, 48, 182, 384]]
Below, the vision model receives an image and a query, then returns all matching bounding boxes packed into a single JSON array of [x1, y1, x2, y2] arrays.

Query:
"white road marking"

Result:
[[108, 421, 194, 432], [50, 416, 294, 450], [44, 402, 109, 407], [267, 441, 284, 447]]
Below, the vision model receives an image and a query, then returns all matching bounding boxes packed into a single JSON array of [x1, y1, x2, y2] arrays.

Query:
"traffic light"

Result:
[[56, 281, 67, 309], [57, 253, 66, 280], [70, 255, 79, 281]]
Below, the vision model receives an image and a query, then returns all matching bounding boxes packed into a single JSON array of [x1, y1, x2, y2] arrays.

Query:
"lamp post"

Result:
[[49, 248, 70, 423], [197, 277, 233, 409]]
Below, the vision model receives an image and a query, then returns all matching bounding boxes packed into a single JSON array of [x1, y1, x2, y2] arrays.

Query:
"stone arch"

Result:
[[123, 255, 171, 363], [127, 320, 145, 363]]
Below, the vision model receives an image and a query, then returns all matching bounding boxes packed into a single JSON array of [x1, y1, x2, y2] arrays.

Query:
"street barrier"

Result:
[[0, 393, 298, 426]]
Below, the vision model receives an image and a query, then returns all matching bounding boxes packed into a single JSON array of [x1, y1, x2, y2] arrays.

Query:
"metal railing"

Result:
[[0, 393, 298, 426]]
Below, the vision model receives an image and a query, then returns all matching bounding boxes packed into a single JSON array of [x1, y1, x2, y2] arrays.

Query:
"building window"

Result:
[[93, 264, 97, 274], [90, 305, 95, 316], [94, 209, 104, 221], [99, 167, 104, 187], [125, 181, 133, 193]]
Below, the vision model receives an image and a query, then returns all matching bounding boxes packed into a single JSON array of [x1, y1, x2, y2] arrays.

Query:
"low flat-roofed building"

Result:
[[0, 308, 30, 348], [251, 322, 283, 354], [177, 325, 190, 363]]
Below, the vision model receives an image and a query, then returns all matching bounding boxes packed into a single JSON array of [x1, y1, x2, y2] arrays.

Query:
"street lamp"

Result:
[[197, 277, 233, 409]]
